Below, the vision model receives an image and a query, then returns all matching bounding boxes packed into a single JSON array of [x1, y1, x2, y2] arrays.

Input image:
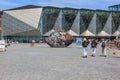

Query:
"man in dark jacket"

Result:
[[82, 39, 89, 58], [91, 39, 98, 57]]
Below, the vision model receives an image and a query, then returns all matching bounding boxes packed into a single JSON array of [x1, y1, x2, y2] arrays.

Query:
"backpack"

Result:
[[101, 42, 105, 47], [91, 42, 96, 47]]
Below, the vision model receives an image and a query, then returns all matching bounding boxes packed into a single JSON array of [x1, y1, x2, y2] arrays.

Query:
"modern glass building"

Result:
[[1, 5, 120, 42], [108, 4, 120, 11]]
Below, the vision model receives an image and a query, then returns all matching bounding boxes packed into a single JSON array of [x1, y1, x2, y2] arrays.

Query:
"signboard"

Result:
[[0, 40, 6, 51], [76, 37, 82, 47]]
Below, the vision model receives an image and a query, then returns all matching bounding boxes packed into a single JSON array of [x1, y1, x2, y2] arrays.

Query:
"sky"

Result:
[[0, 0, 120, 10]]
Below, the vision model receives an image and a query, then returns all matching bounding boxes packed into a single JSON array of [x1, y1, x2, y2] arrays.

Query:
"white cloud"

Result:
[[38, 0, 119, 5], [0, 0, 18, 6], [37, 0, 119, 9], [38, 0, 96, 7], [37, 0, 100, 9]]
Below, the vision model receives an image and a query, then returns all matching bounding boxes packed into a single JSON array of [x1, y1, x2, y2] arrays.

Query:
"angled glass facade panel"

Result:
[[96, 11, 109, 34], [80, 10, 94, 34], [88, 13, 96, 34], [42, 8, 60, 34], [62, 9, 78, 31], [118, 25, 120, 32], [53, 10, 63, 31], [112, 12, 120, 34], [71, 11, 80, 35], [37, 13, 43, 36], [104, 14, 112, 35], [109, 4, 120, 11]]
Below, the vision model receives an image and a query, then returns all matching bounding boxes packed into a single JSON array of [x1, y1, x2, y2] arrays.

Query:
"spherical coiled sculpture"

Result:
[[45, 31, 73, 47]]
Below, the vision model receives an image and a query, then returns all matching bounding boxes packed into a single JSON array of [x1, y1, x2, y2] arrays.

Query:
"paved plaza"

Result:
[[0, 43, 120, 80]]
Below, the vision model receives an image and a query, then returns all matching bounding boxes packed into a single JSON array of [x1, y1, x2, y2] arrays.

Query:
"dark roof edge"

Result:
[[43, 6, 61, 9], [2, 4, 120, 12], [4, 5, 42, 11], [108, 4, 120, 7], [3, 5, 107, 11]]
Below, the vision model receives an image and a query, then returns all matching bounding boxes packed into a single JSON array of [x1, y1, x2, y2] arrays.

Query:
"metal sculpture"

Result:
[[45, 31, 73, 47]]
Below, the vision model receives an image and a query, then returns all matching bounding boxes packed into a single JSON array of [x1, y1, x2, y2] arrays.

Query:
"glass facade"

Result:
[[40, 8, 120, 36], [7, 36, 41, 43], [112, 12, 120, 34], [2, 6, 120, 43], [42, 7, 60, 34], [62, 8, 78, 31], [80, 9, 94, 34], [109, 4, 120, 11], [96, 11, 109, 34]]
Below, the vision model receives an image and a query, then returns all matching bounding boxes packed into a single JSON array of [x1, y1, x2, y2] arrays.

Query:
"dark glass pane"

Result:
[[112, 12, 120, 34], [80, 10, 94, 34], [62, 9, 78, 31], [42, 8, 60, 34], [96, 11, 109, 34]]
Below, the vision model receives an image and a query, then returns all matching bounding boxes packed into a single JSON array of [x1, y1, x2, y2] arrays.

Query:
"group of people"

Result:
[[82, 38, 107, 58]]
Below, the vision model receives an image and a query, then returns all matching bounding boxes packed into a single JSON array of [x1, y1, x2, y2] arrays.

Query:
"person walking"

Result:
[[91, 39, 98, 57], [101, 39, 107, 57], [82, 39, 89, 58], [31, 39, 35, 47]]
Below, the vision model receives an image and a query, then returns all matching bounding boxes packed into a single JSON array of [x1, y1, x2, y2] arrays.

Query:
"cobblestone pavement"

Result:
[[0, 43, 120, 80]]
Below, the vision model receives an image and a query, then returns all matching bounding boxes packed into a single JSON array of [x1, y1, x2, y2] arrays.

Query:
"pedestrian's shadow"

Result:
[[99, 55, 107, 57], [81, 56, 87, 58]]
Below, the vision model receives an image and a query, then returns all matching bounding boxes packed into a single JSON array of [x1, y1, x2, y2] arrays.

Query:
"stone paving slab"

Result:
[[0, 43, 120, 80]]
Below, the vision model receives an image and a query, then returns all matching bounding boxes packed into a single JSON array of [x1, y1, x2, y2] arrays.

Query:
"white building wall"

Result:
[[4, 8, 42, 29], [2, 8, 43, 36]]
